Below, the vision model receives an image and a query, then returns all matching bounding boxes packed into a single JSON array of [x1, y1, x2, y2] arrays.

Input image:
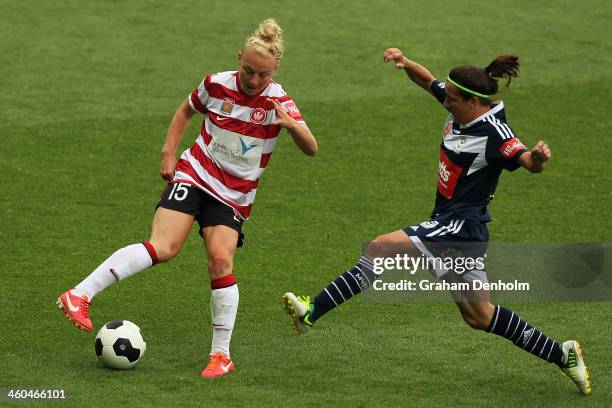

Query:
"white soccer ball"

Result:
[[95, 320, 147, 369]]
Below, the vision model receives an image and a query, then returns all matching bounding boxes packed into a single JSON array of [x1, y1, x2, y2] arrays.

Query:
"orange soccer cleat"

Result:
[[200, 352, 235, 378], [57, 290, 93, 332]]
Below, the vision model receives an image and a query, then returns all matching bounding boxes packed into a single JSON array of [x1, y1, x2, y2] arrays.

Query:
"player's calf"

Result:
[[456, 301, 495, 330]]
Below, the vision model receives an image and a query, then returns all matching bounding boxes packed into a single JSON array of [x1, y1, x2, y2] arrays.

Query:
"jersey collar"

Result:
[[460, 101, 504, 129]]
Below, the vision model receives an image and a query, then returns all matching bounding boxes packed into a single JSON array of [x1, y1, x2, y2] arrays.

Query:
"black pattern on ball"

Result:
[[95, 338, 103, 357], [112, 338, 141, 363], [106, 320, 124, 329]]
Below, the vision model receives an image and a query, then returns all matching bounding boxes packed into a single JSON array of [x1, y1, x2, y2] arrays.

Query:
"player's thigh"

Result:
[[201, 225, 239, 278], [149, 207, 195, 261], [365, 229, 420, 259]]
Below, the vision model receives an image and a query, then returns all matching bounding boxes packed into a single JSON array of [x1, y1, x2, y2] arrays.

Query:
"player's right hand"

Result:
[[383, 48, 408, 69], [160, 155, 178, 181]]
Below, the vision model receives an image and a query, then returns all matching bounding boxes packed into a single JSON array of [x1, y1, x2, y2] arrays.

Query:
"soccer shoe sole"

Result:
[[282, 294, 308, 334], [573, 341, 592, 396], [56, 297, 93, 333]]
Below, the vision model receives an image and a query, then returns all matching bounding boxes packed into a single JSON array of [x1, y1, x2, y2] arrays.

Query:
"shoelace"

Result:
[[206, 354, 228, 370], [297, 295, 311, 305], [566, 350, 577, 368], [564, 350, 585, 385], [80, 297, 90, 315], [296, 296, 314, 325]]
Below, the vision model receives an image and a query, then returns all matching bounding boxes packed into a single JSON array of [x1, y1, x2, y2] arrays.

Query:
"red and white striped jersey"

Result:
[[174, 70, 305, 220]]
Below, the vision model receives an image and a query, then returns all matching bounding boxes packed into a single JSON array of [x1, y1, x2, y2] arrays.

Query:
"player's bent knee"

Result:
[[461, 314, 481, 330], [365, 234, 411, 259], [149, 241, 182, 262], [365, 235, 391, 258], [208, 256, 233, 279]]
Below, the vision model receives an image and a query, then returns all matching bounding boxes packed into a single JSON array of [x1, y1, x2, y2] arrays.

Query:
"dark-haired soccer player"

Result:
[[283, 48, 591, 395]]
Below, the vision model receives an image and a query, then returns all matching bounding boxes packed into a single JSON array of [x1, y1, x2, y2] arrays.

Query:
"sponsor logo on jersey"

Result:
[[239, 136, 258, 154], [439, 161, 451, 182], [282, 100, 299, 115], [210, 134, 260, 167], [250, 107, 267, 124], [437, 149, 462, 199], [499, 138, 526, 158], [221, 98, 235, 115]]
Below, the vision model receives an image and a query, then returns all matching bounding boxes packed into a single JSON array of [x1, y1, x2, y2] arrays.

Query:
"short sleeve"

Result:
[[278, 96, 305, 124], [485, 122, 528, 171], [430, 80, 446, 104], [187, 74, 211, 114]]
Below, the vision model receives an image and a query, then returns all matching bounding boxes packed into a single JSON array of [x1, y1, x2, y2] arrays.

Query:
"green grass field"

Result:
[[2, 0, 611, 406]]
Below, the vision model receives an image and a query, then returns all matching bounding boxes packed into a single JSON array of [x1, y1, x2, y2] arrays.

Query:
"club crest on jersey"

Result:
[[250, 107, 267, 124], [443, 122, 452, 137], [221, 98, 235, 115], [457, 136, 467, 150]]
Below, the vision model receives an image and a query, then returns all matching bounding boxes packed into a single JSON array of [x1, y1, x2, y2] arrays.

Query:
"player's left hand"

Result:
[[531, 140, 552, 164], [268, 98, 297, 129]]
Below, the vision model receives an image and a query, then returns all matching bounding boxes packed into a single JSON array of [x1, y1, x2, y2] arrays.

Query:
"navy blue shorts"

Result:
[[403, 219, 488, 279]]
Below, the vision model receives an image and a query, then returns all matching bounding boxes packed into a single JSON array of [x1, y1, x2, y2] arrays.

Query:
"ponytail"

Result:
[[448, 55, 520, 102], [485, 55, 520, 87]]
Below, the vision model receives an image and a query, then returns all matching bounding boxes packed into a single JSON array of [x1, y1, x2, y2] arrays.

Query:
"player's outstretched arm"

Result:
[[160, 100, 197, 181], [268, 98, 318, 156], [518, 140, 552, 173], [383, 48, 436, 94]]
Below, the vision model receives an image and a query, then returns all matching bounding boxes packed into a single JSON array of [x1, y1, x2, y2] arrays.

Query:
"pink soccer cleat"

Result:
[[57, 290, 93, 332], [200, 352, 235, 378]]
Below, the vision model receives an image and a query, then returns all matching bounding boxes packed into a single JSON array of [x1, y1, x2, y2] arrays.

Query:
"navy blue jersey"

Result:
[[429, 80, 529, 222]]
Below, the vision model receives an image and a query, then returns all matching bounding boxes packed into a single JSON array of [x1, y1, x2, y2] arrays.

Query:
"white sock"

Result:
[[210, 284, 239, 358], [73, 243, 154, 300]]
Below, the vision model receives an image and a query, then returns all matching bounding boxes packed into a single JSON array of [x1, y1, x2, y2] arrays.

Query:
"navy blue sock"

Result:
[[486, 305, 565, 367], [311, 256, 376, 322]]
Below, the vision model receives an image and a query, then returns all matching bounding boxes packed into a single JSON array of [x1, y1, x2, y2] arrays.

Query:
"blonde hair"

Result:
[[244, 19, 284, 63]]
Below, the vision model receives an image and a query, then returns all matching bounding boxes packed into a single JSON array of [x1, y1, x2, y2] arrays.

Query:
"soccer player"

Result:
[[57, 19, 317, 378], [283, 48, 591, 395]]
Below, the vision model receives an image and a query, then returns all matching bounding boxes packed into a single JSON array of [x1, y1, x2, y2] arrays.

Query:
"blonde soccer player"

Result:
[[58, 19, 317, 378]]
